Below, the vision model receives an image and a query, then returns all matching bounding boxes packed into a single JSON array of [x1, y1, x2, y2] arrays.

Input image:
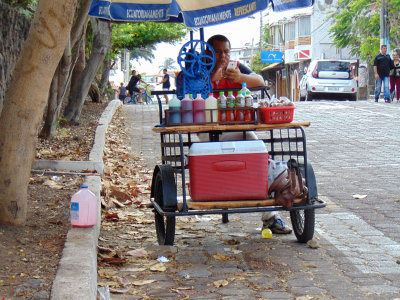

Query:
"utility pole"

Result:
[[380, 0, 390, 52], [259, 11, 263, 52]]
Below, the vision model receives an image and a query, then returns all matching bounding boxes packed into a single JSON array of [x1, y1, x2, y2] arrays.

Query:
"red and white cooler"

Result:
[[188, 140, 269, 201]]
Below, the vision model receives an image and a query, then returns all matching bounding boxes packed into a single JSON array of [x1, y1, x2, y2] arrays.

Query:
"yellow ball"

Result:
[[262, 228, 272, 239]]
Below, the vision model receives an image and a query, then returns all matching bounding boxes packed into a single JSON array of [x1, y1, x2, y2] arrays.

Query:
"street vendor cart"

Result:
[[150, 96, 326, 245], [89, 0, 325, 246]]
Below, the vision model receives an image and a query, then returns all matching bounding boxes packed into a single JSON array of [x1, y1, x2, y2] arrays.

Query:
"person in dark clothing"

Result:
[[373, 45, 392, 103], [161, 68, 171, 104], [126, 70, 145, 102], [118, 82, 127, 102]]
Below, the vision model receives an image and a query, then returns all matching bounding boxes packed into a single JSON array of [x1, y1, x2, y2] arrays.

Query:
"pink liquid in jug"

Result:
[[70, 185, 98, 228], [193, 94, 206, 123]]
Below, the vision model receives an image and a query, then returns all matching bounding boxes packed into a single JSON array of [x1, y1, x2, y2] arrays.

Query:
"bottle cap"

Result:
[[81, 185, 88, 188]]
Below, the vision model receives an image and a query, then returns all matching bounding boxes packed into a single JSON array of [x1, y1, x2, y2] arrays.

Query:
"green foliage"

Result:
[[111, 22, 188, 51], [250, 51, 270, 74], [2, 0, 37, 17], [249, 23, 272, 73], [329, 0, 399, 61], [159, 57, 177, 71]]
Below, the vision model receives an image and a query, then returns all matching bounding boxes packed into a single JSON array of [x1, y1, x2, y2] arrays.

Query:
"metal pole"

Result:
[[380, 0, 390, 52], [260, 11, 263, 52]]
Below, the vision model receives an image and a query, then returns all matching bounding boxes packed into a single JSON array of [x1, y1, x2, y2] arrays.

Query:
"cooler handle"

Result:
[[212, 160, 245, 172], [221, 142, 235, 153]]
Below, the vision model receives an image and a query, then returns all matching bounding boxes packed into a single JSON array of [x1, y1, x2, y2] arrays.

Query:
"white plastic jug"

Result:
[[268, 160, 288, 189], [70, 185, 98, 228]]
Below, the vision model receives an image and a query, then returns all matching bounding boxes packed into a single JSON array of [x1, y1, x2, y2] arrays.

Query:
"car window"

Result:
[[317, 61, 350, 72]]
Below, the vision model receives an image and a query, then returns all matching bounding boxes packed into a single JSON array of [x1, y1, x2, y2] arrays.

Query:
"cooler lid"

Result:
[[189, 140, 267, 156]]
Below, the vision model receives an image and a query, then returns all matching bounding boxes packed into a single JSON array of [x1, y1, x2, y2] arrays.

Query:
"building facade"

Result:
[[263, 1, 357, 100]]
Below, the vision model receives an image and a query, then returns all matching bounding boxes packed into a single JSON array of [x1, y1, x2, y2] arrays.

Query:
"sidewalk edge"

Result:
[[50, 100, 122, 300]]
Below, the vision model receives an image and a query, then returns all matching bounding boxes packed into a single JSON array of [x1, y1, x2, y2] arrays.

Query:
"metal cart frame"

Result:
[[150, 91, 326, 245]]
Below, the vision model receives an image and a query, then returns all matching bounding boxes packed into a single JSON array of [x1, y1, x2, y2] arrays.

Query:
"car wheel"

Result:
[[299, 90, 306, 101], [349, 93, 357, 101], [306, 91, 313, 101]]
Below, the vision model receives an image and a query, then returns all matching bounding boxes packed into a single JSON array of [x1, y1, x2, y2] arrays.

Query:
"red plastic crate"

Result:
[[260, 106, 295, 124]]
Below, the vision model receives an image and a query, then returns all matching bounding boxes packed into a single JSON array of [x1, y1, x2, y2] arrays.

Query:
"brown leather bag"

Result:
[[269, 168, 308, 210]]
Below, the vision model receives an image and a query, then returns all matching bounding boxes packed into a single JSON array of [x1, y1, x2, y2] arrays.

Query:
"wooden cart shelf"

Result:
[[177, 197, 305, 211], [152, 122, 311, 133]]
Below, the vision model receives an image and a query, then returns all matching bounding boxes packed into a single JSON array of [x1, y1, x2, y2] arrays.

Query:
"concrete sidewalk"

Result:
[[47, 100, 122, 300]]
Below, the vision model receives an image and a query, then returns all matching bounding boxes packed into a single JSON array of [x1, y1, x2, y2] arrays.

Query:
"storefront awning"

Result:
[[261, 63, 284, 72]]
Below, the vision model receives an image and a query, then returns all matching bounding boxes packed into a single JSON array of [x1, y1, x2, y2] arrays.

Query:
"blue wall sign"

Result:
[[261, 51, 283, 63]]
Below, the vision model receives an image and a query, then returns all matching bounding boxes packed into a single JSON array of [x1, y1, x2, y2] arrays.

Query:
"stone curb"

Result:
[[50, 100, 122, 300]]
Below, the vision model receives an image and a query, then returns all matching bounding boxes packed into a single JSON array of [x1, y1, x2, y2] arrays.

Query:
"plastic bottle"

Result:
[[181, 94, 193, 124], [268, 160, 288, 189], [226, 91, 235, 122], [235, 92, 245, 121], [217, 91, 227, 122], [240, 82, 250, 95], [193, 94, 206, 123], [70, 185, 98, 228], [168, 94, 181, 124], [205, 93, 218, 123], [244, 91, 254, 122]]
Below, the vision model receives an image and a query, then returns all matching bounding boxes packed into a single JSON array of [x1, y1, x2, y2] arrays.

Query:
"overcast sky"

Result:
[[135, 12, 263, 75]]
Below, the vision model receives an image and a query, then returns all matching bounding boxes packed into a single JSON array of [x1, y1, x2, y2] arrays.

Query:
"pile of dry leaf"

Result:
[[0, 101, 108, 299]]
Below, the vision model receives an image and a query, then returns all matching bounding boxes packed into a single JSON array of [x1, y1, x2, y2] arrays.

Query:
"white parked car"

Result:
[[299, 60, 358, 101]]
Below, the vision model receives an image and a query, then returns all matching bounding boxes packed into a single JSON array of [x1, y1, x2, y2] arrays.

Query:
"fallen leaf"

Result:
[[110, 186, 132, 201], [111, 198, 125, 208], [150, 263, 166, 272], [213, 279, 229, 288], [126, 248, 148, 257], [131, 280, 155, 286], [352, 194, 367, 199], [213, 253, 234, 262], [98, 269, 117, 277], [119, 277, 130, 286], [98, 246, 113, 254], [43, 180, 63, 189], [306, 240, 320, 249], [109, 287, 131, 294], [105, 212, 119, 221]]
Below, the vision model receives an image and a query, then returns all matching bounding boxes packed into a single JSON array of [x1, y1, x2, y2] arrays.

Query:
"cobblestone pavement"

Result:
[[117, 99, 400, 300]]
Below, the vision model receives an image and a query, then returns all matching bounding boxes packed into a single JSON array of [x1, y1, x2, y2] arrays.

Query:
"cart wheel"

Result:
[[290, 209, 315, 243], [151, 165, 177, 245], [288, 160, 317, 242], [222, 213, 229, 223]]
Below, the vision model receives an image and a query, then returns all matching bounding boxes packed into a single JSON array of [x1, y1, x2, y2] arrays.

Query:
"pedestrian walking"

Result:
[[373, 45, 392, 103], [161, 68, 171, 104], [118, 82, 127, 102], [390, 51, 400, 102]]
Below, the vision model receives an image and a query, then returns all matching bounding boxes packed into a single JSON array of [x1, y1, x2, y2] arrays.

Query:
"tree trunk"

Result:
[[39, 0, 90, 139], [0, 0, 78, 226], [64, 18, 111, 123], [39, 41, 72, 139], [99, 57, 111, 102], [69, 38, 86, 100], [39, 68, 59, 138]]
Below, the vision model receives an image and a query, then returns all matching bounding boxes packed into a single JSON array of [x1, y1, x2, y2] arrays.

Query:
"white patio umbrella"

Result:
[[89, 0, 314, 27]]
